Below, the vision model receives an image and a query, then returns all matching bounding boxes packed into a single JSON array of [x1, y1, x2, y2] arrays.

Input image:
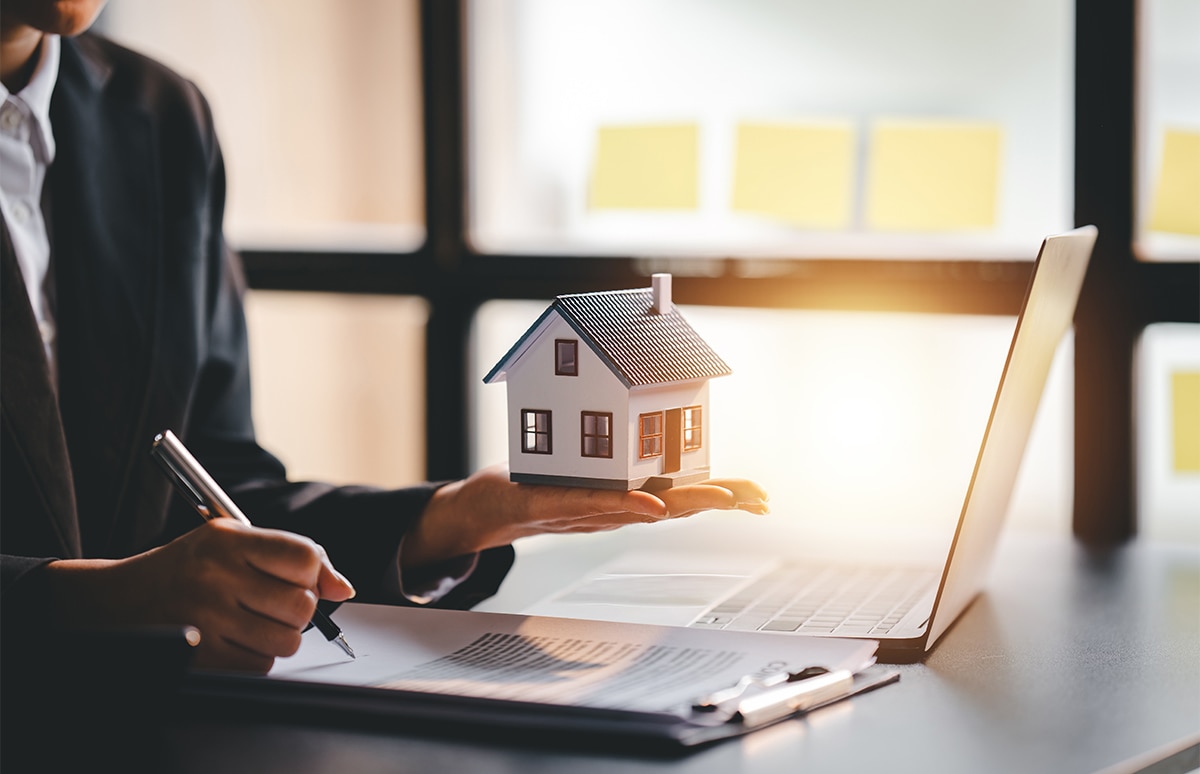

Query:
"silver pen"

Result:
[[151, 429, 355, 658]]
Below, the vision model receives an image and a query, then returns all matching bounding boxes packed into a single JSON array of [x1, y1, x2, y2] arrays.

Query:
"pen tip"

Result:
[[336, 634, 356, 659]]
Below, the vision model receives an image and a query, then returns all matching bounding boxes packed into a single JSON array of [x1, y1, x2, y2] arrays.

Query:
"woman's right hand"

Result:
[[42, 519, 355, 673]]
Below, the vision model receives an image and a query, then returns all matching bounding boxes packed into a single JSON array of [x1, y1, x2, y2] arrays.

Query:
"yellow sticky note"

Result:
[[588, 124, 698, 210], [1172, 371, 1200, 473], [1149, 129, 1200, 236], [866, 121, 1002, 231], [731, 122, 855, 229]]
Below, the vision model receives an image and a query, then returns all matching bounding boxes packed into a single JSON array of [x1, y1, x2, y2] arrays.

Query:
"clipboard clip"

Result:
[[692, 667, 857, 726], [693, 665, 828, 710]]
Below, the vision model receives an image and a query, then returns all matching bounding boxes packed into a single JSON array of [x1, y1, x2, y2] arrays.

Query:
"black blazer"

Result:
[[0, 34, 512, 631]]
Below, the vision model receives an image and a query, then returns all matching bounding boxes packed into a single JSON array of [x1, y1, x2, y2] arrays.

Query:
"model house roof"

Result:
[[484, 276, 732, 389]]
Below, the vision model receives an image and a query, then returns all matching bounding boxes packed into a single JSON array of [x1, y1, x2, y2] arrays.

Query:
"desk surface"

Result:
[[33, 530, 1200, 774]]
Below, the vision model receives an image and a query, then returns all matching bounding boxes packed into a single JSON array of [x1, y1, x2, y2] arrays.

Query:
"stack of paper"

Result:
[[188, 603, 895, 748]]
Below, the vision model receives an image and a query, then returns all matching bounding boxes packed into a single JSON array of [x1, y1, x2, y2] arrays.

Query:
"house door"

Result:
[[664, 408, 682, 474]]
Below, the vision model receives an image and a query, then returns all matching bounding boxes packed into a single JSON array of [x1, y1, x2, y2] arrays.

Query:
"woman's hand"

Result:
[[43, 519, 356, 673], [402, 464, 768, 570]]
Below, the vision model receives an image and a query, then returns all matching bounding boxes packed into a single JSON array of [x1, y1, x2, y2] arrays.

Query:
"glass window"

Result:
[[467, 0, 1073, 259], [683, 406, 703, 451], [1135, 0, 1200, 261], [100, 0, 425, 252], [555, 339, 579, 375], [521, 409, 553, 454], [1136, 324, 1200, 541], [581, 412, 613, 458], [245, 292, 428, 487], [639, 412, 664, 459]]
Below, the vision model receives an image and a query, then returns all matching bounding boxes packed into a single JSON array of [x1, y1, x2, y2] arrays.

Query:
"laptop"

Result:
[[523, 226, 1098, 663]]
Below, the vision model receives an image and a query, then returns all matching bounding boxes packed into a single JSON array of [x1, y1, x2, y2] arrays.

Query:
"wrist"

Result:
[[42, 557, 139, 630], [404, 479, 485, 570]]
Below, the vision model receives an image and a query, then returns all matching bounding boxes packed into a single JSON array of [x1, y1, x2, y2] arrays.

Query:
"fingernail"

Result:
[[738, 499, 770, 514]]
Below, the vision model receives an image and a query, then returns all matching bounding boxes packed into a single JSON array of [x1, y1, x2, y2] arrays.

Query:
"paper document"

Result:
[[270, 604, 876, 716]]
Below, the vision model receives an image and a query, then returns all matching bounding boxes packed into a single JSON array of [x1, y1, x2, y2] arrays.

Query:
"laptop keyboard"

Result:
[[688, 564, 936, 637]]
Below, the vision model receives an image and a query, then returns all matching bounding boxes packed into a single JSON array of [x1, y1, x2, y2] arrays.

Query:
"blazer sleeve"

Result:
[[162, 67, 513, 607]]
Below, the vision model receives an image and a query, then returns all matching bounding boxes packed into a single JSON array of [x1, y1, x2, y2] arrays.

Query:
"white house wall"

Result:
[[505, 312, 632, 484], [628, 381, 711, 483]]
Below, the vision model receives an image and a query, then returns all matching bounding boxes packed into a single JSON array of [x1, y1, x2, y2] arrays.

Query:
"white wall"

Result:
[[503, 313, 631, 482], [628, 382, 712, 482]]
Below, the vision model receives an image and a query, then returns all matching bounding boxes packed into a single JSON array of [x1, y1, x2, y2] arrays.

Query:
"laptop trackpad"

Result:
[[527, 571, 758, 626]]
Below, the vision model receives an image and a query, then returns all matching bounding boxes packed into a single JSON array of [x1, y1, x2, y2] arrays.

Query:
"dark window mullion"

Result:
[[1072, 0, 1138, 544], [422, 0, 474, 481]]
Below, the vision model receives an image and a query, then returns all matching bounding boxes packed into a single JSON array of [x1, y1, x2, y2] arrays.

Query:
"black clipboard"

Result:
[[181, 663, 899, 750]]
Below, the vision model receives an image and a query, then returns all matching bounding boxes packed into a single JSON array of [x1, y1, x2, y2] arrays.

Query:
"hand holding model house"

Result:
[[399, 275, 768, 570]]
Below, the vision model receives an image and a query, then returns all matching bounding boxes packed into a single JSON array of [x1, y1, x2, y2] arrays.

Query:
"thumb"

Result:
[[316, 555, 356, 602]]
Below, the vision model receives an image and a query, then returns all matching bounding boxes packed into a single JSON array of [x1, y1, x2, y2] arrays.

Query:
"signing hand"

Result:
[[43, 519, 356, 673], [401, 463, 769, 571]]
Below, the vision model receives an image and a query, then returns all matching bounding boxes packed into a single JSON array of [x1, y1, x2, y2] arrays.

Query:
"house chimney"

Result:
[[651, 273, 672, 314]]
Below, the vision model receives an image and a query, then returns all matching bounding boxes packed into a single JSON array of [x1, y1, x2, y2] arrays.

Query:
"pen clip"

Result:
[[151, 438, 211, 519]]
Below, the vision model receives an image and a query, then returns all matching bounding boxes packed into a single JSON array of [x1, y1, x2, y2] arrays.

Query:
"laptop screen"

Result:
[[927, 227, 1097, 648]]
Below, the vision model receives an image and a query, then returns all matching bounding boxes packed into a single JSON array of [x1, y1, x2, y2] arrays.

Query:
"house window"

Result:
[[521, 409, 552, 454], [555, 339, 578, 376], [581, 412, 613, 458], [683, 406, 702, 451], [639, 412, 663, 459]]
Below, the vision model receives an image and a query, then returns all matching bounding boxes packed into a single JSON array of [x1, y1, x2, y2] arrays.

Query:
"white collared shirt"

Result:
[[1, 34, 61, 386]]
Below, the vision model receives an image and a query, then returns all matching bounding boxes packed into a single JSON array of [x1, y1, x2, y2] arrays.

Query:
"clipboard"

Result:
[[184, 662, 898, 749], [180, 604, 899, 749]]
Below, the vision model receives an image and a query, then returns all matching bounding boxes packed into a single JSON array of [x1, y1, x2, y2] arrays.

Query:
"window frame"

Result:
[[520, 409, 553, 455], [682, 405, 702, 452], [555, 339, 579, 376], [639, 412, 664, 460], [580, 411, 613, 458]]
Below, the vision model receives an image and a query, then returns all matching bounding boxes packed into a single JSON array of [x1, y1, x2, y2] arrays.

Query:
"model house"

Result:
[[484, 274, 731, 491]]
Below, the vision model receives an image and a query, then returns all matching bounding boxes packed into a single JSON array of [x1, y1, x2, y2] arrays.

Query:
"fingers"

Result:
[[235, 566, 320, 630], [314, 546, 356, 602], [229, 522, 325, 587], [209, 520, 356, 602], [168, 521, 355, 672], [191, 610, 301, 673], [528, 485, 668, 521], [537, 510, 668, 533], [217, 598, 307, 663], [518, 478, 770, 531], [659, 479, 770, 517], [704, 478, 771, 507], [526, 478, 771, 535]]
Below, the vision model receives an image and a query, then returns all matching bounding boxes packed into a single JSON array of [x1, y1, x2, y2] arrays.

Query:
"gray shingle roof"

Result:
[[485, 288, 731, 388]]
